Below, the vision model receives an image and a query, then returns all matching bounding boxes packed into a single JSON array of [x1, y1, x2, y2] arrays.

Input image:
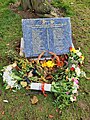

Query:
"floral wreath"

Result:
[[2, 47, 86, 109]]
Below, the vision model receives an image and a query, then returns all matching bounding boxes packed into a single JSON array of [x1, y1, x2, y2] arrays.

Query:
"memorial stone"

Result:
[[22, 17, 73, 57]]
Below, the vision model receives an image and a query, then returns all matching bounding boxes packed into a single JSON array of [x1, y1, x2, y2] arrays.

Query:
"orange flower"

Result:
[[57, 61, 64, 67], [69, 47, 76, 53]]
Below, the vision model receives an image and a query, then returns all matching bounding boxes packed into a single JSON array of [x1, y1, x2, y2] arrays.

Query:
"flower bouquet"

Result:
[[2, 47, 86, 109]]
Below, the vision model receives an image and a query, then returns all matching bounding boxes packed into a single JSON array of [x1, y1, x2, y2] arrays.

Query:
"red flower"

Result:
[[70, 67, 75, 71], [57, 61, 64, 67]]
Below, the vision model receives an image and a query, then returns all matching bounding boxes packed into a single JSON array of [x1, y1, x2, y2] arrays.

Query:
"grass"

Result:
[[51, 0, 74, 16], [0, 0, 90, 120]]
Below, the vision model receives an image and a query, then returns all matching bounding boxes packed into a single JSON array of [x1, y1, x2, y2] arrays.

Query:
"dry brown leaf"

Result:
[[49, 114, 54, 119], [28, 70, 33, 77], [13, 2, 21, 7], [26, 86, 30, 90], [31, 96, 38, 104], [45, 75, 53, 80], [2, 111, 5, 115]]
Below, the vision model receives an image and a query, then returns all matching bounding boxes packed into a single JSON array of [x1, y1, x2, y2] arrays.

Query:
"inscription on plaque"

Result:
[[22, 18, 73, 57]]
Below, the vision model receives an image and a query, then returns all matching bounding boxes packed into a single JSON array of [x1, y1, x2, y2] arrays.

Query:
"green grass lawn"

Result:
[[0, 0, 90, 120]]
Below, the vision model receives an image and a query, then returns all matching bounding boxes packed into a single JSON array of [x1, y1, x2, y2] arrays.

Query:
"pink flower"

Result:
[[72, 78, 75, 81], [70, 95, 77, 102], [72, 78, 79, 84], [66, 92, 69, 95], [74, 79, 79, 84]]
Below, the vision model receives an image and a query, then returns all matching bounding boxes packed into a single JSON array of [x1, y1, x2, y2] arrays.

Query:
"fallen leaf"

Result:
[[49, 114, 54, 119], [28, 71, 33, 77], [3, 100, 8, 103], [15, 97, 18, 100], [45, 75, 53, 80], [31, 96, 38, 104], [2, 111, 5, 115], [13, 1, 21, 7], [26, 86, 30, 90], [12, 90, 16, 92], [56, 109, 59, 112]]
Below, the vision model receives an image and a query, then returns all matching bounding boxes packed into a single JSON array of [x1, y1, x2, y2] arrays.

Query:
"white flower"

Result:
[[80, 71, 86, 77], [3, 71, 9, 82], [5, 65, 12, 72], [72, 64, 75, 68], [7, 80, 17, 88], [72, 82, 79, 94], [3, 65, 18, 89], [73, 82, 79, 89], [72, 89, 78, 94], [75, 67, 81, 77], [75, 50, 79, 53], [76, 51, 82, 57], [70, 95, 76, 102]]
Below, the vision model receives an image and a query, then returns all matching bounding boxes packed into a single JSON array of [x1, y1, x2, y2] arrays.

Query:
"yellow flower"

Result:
[[20, 81, 27, 87], [81, 56, 84, 61], [46, 61, 55, 68], [42, 62, 47, 67], [70, 47, 76, 53], [42, 60, 55, 68]]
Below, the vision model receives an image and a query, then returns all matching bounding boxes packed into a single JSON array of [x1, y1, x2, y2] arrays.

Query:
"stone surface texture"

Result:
[[22, 17, 73, 57]]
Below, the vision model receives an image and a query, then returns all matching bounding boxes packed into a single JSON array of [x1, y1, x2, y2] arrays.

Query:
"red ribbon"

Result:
[[41, 83, 47, 97]]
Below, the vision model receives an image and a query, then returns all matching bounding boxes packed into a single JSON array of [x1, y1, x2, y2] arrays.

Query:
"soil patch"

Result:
[[78, 100, 90, 112]]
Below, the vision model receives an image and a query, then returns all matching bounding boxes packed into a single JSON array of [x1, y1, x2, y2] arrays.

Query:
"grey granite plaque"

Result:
[[22, 17, 73, 57]]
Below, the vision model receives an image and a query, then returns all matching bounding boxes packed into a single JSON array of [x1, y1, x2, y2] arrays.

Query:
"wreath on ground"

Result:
[[2, 47, 86, 109]]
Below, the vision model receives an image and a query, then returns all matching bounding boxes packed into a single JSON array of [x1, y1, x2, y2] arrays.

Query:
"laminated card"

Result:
[[22, 17, 73, 57]]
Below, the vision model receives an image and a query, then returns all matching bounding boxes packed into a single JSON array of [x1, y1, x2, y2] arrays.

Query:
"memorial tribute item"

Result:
[[2, 18, 86, 109], [22, 17, 73, 57], [2, 47, 86, 109]]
